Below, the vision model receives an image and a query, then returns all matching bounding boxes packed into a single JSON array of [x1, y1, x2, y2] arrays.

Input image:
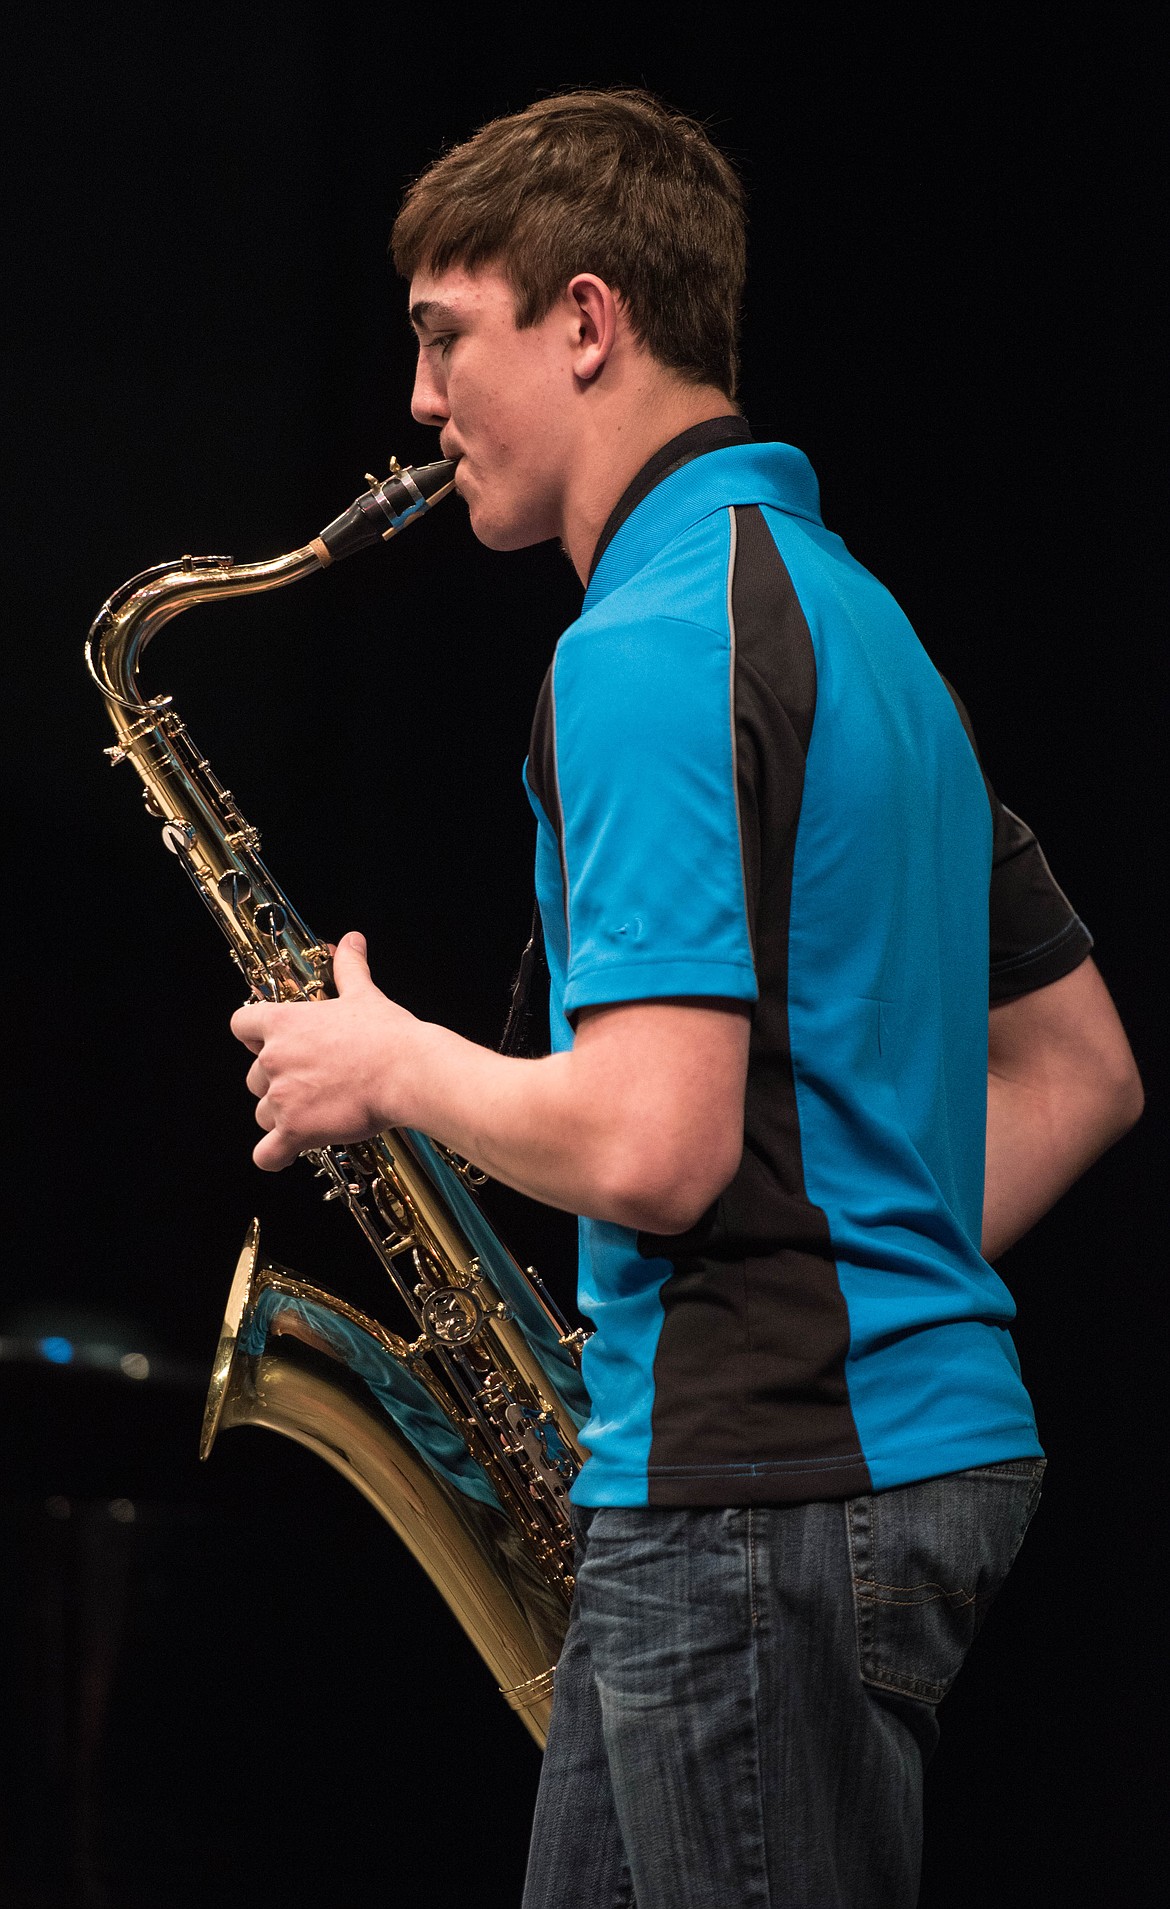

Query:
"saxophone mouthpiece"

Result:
[[313, 458, 459, 565]]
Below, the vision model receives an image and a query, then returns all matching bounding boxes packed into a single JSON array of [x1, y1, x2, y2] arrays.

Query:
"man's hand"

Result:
[[229, 933, 749, 1231], [230, 931, 420, 1170]]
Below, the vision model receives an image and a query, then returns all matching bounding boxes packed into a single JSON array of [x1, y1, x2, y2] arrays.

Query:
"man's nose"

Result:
[[411, 354, 449, 427]]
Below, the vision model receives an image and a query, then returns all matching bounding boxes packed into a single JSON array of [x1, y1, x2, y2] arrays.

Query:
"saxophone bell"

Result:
[[202, 1218, 568, 1746]]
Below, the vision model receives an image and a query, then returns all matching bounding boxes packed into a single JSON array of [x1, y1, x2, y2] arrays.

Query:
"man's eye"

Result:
[[427, 334, 455, 356]]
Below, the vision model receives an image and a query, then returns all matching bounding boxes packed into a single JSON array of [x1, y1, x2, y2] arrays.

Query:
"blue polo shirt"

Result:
[[525, 428, 1090, 1507]]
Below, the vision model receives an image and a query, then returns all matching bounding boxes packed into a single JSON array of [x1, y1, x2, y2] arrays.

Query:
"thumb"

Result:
[[332, 930, 370, 992]]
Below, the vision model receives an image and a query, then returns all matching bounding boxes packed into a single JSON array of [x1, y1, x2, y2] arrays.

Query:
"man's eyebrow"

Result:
[[409, 299, 462, 332]]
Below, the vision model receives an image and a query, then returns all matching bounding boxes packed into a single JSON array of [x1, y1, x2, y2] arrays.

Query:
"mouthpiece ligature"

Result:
[[312, 456, 458, 566]]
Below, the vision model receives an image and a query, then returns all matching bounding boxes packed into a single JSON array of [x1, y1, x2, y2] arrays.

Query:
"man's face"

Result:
[[409, 263, 581, 552]]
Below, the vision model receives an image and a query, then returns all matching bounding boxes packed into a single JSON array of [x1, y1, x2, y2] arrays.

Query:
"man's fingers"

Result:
[[245, 1057, 270, 1098], [253, 1128, 297, 1172], [332, 930, 370, 994], [230, 1002, 268, 1053]]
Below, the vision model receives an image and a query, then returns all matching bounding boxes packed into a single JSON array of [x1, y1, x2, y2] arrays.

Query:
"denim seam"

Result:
[[958, 1459, 1046, 1480], [859, 1581, 978, 1607], [1003, 1466, 1046, 1576], [844, 1497, 872, 1681], [860, 1663, 948, 1705], [745, 1506, 776, 1907]]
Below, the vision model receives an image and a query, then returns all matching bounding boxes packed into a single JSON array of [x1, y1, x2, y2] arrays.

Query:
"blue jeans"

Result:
[[522, 1462, 1044, 1909]]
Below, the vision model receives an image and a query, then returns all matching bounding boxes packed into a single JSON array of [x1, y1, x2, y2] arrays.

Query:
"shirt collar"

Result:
[[587, 414, 754, 584], [583, 435, 823, 608]]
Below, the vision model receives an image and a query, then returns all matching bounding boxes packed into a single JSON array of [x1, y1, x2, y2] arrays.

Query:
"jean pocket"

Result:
[[846, 1460, 1046, 1704]]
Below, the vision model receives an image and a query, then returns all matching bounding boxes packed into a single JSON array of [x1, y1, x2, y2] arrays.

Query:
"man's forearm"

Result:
[[398, 1002, 749, 1232], [403, 1025, 655, 1223], [983, 1073, 1128, 1260]]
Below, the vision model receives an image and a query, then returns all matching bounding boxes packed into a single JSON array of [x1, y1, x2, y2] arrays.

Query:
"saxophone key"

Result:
[[372, 1179, 411, 1230], [421, 1286, 485, 1348], [253, 902, 287, 939], [380, 1231, 416, 1258], [161, 821, 194, 855], [217, 870, 252, 910]]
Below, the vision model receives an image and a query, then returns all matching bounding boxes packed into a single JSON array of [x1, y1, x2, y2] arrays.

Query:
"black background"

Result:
[[3, 10, 1160, 1906]]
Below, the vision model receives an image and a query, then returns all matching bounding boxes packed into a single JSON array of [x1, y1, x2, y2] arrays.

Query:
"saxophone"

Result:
[[86, 459, 588, 1747]]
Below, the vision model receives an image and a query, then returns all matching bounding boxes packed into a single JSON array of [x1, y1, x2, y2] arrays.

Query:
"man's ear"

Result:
[[567, 274, 620, 382]]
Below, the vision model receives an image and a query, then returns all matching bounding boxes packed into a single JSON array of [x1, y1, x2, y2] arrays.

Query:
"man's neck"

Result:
[[561, 383, 739, 583]]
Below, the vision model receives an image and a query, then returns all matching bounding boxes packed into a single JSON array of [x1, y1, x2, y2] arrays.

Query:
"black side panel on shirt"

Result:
[[942, 683, 1094, 1001], [642, 506, 871, 1506]]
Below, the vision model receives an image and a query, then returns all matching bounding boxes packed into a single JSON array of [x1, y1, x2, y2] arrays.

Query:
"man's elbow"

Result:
[[1102, 1046, 1144, 1143], [599, 1130, 743, 1236], [1060, 1039, 1144, 1165]]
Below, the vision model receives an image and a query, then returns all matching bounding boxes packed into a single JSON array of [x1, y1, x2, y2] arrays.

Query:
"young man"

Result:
[[230, 92, 1142, 1908]]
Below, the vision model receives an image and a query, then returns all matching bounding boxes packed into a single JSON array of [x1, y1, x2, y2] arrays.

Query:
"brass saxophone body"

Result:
[[86, 461, 588, 1745]]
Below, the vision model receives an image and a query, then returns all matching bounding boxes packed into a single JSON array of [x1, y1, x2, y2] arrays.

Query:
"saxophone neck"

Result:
[[86, 547, 322, 716], [85, 457, 458, 714]]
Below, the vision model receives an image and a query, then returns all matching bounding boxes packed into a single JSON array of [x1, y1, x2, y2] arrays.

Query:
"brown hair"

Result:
[[391, 90, 746, 398]]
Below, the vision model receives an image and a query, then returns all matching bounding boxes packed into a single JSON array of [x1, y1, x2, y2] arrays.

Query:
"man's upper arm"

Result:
[[987, 956, 1141, 1116], [552, 606, 760, 1020], [571, 997, 752, 1232], [981, 956, 1142, 1258]]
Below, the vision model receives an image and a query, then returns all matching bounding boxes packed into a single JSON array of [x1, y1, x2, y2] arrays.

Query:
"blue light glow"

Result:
[[39, 1336, 75, 1364]]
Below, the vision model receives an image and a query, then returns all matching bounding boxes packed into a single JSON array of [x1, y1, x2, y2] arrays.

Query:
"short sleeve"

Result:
[[987, 804, 1094, 1001], [551, 609, 759, 1017], [942, 681, 1093, 1002]]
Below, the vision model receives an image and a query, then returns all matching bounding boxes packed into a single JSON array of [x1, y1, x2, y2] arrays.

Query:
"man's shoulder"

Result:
[[567, 506, 735, 651]]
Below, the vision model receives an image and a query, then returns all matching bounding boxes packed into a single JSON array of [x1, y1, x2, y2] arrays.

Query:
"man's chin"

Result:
[[466, 506, 555, 554]]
